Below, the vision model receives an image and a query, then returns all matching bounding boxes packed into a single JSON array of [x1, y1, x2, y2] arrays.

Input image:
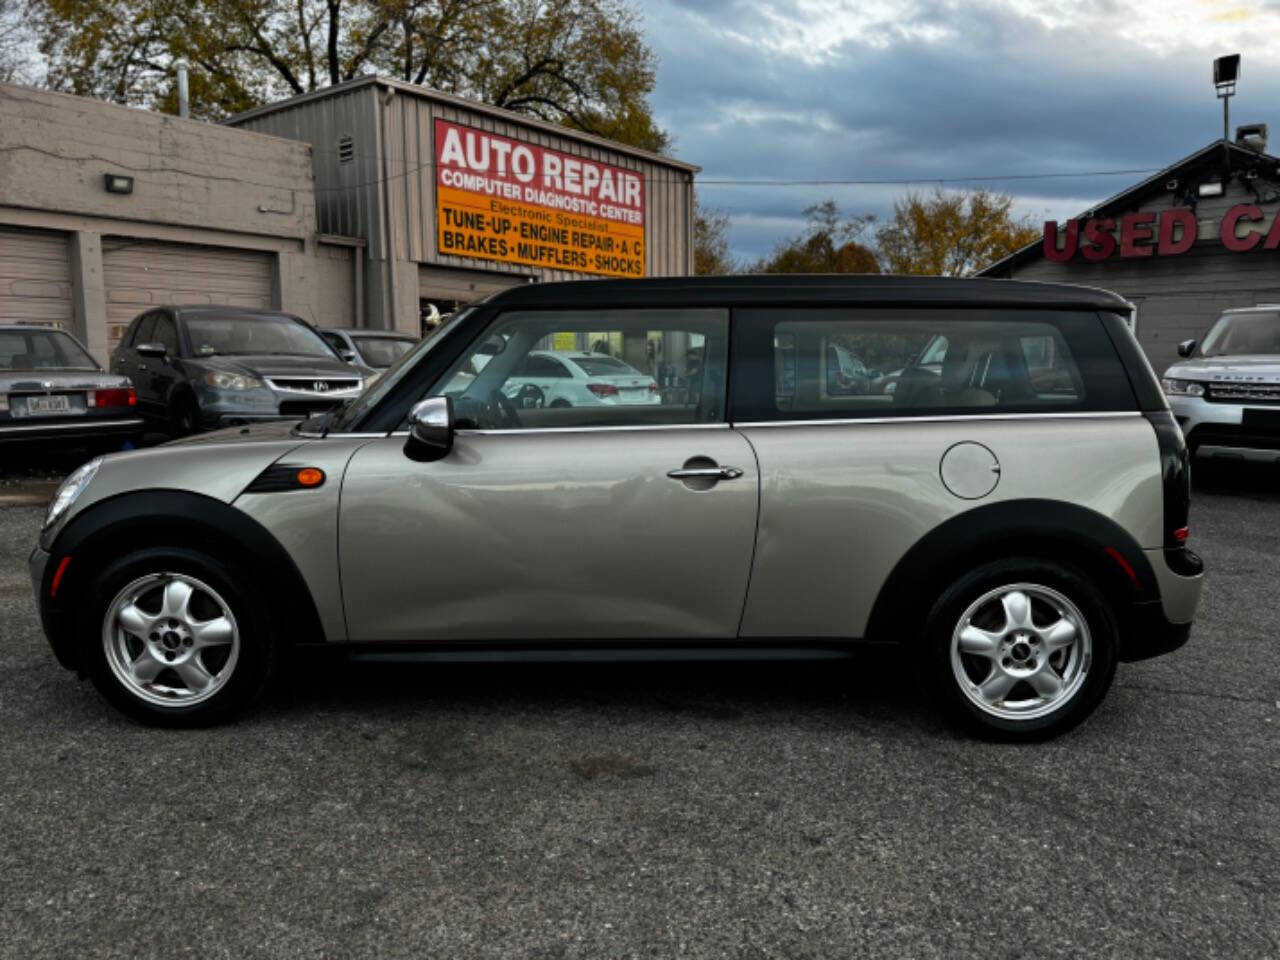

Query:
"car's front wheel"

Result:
[[77, 547, 276, 725], [927, 558, 1117, 741]]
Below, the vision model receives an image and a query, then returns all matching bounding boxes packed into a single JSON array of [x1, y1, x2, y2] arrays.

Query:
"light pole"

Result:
[[1214, 54, 1240, 142]]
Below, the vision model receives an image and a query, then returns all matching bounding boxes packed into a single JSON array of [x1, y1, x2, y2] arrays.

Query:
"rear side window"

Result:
[[732, 308, 1134, 421]]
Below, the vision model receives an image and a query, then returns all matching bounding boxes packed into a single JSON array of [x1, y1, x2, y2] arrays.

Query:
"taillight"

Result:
[[648, 382, 659, 393], [88, 387, 136, 408], [1174, 526, 1189, 542], [587, 383, 619, 397]]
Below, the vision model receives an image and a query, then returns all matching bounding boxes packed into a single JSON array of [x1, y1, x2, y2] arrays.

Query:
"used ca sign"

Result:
[[1043, 204, 1280, 262]]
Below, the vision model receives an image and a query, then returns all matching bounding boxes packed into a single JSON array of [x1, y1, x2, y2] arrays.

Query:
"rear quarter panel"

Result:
[[737, 414, 1162, 638]]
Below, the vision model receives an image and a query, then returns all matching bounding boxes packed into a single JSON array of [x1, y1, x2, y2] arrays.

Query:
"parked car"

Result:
[[1162, 305, 1280, 462], [493, 350, 660, 408], [0, 324, 142, 448], [319, 327, 419, 369], [110, 307, 371, 435], [33, 276, 1202, 740]]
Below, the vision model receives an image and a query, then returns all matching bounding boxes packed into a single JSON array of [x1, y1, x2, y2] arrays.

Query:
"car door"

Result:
[[338, 306, 760, 643], [116, 312, 158, 417], [147, 313, 184, 416]]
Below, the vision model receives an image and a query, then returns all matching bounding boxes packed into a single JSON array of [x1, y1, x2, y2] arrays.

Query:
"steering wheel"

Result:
[[490, 389, 522, 429], [512, 383, 546, 410]]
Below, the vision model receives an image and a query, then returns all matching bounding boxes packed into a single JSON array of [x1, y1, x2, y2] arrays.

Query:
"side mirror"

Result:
[[1177, 339, 1197, 358], [137, 342, 167, 358], [404, 396, 453, 462], [339, 349, 358, 363]]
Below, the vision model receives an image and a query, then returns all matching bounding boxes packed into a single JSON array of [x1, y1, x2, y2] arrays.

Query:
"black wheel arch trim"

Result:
[[865, 498, 1160, 649], [40, 489, 324, 671]]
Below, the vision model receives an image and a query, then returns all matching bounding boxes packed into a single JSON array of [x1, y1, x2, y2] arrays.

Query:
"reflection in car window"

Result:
[[431, 308, 729, 430]]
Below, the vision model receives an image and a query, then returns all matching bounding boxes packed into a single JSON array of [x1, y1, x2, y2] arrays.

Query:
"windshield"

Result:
[[354, 335, 417, 368], [184, 314, 338, 359], [1200, 312, 1280, 357], [326, 308, 474, 432], [0, 328, 99, 371]]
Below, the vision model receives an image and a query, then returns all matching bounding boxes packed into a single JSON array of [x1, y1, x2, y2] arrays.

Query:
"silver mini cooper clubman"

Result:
[[30, 276, 1204, 740]]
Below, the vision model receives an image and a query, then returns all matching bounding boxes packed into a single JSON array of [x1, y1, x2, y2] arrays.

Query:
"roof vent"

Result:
[[1235, 123, 1268, 153], [338, 135, 354, 164]]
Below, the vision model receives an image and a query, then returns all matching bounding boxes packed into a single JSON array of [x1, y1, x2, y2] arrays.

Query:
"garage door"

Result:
[[103, 239, 275, 352], [419, 264, 527, 304], [0, 227, 73, 327]]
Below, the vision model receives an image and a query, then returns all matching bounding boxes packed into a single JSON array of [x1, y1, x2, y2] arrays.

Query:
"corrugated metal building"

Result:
[[228, 77, 699, 334], [980, 138, 1280, 376]]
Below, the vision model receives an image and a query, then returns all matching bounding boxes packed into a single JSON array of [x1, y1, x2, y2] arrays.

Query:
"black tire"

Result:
[[76, 546, 277, 726], [926, 557, 1118, 742], [169, 393, 201, 437]]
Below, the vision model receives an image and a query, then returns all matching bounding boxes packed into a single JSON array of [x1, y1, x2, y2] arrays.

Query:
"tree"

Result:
[[753, 200, 879, 274], [0, 0, 31, 82], [693, 197, 737, 276], [29, 0, 668, 151], [875, 187, 1039, 277]]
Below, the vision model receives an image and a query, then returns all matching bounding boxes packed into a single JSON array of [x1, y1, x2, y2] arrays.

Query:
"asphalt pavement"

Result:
[[0, 465, 1277, 959]]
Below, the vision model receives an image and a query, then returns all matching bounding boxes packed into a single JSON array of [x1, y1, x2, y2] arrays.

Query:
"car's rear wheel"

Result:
[[77, 547, 276, 725], [927, 558, 1117, 741]]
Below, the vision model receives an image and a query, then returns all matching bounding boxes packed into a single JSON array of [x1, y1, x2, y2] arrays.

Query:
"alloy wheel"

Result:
[[102, 573, 240, 707], [949, 582, 1092, 721]]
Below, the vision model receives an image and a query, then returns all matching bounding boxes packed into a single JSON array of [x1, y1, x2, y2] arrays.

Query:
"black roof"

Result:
[[980, 139, 1280, 277], [484, 274, 1131, 311]]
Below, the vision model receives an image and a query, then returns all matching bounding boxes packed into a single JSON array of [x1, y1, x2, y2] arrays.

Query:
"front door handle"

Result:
[[667, 465, 744, 481]]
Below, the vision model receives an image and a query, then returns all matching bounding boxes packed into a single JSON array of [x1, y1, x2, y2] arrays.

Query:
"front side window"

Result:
[[1200, 311, 1280, 356], [429, 308, 729, 430], [153, 316, 179, 356], [738, 308, 1132, 421]]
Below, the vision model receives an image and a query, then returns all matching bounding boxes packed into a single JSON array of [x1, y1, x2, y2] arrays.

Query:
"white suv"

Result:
[[1162, 306, 1280, 461]]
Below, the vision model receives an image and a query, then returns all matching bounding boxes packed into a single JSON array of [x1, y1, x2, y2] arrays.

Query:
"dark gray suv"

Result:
[[111, 307, 369, 435]]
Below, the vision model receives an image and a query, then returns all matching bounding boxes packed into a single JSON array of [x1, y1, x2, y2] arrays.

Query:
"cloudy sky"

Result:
[[638, 0, 1280, 263]]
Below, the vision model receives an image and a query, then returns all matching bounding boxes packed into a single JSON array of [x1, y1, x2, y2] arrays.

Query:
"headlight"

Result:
[[1161, 378, 1205, 397], [204, 371, 262, 391], [44, 457, 101, 530]]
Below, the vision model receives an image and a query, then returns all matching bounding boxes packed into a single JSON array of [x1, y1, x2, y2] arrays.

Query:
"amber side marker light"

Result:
[[296, 468, 325, 488]]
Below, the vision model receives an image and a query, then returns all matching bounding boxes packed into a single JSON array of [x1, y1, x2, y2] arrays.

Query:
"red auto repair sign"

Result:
[[1043, 204, 1280, 261], [434, 119, 646, 278]]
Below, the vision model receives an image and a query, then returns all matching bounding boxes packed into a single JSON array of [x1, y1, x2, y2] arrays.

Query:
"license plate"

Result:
[[18, 394, 76, 417], [1242, 408, 1280, 429]]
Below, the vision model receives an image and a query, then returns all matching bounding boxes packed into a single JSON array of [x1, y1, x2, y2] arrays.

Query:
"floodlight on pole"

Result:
[[1214, 54, 1240, 142]]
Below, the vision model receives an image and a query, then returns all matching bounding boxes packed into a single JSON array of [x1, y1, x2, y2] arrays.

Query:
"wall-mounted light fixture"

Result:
[[103, 173, 134, 195], [1198, 180, 1225, 198]]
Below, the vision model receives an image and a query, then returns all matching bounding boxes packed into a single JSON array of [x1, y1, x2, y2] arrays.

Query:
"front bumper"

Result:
[[197, 387, 362, 429], [1169, 394, 1280, 461]]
